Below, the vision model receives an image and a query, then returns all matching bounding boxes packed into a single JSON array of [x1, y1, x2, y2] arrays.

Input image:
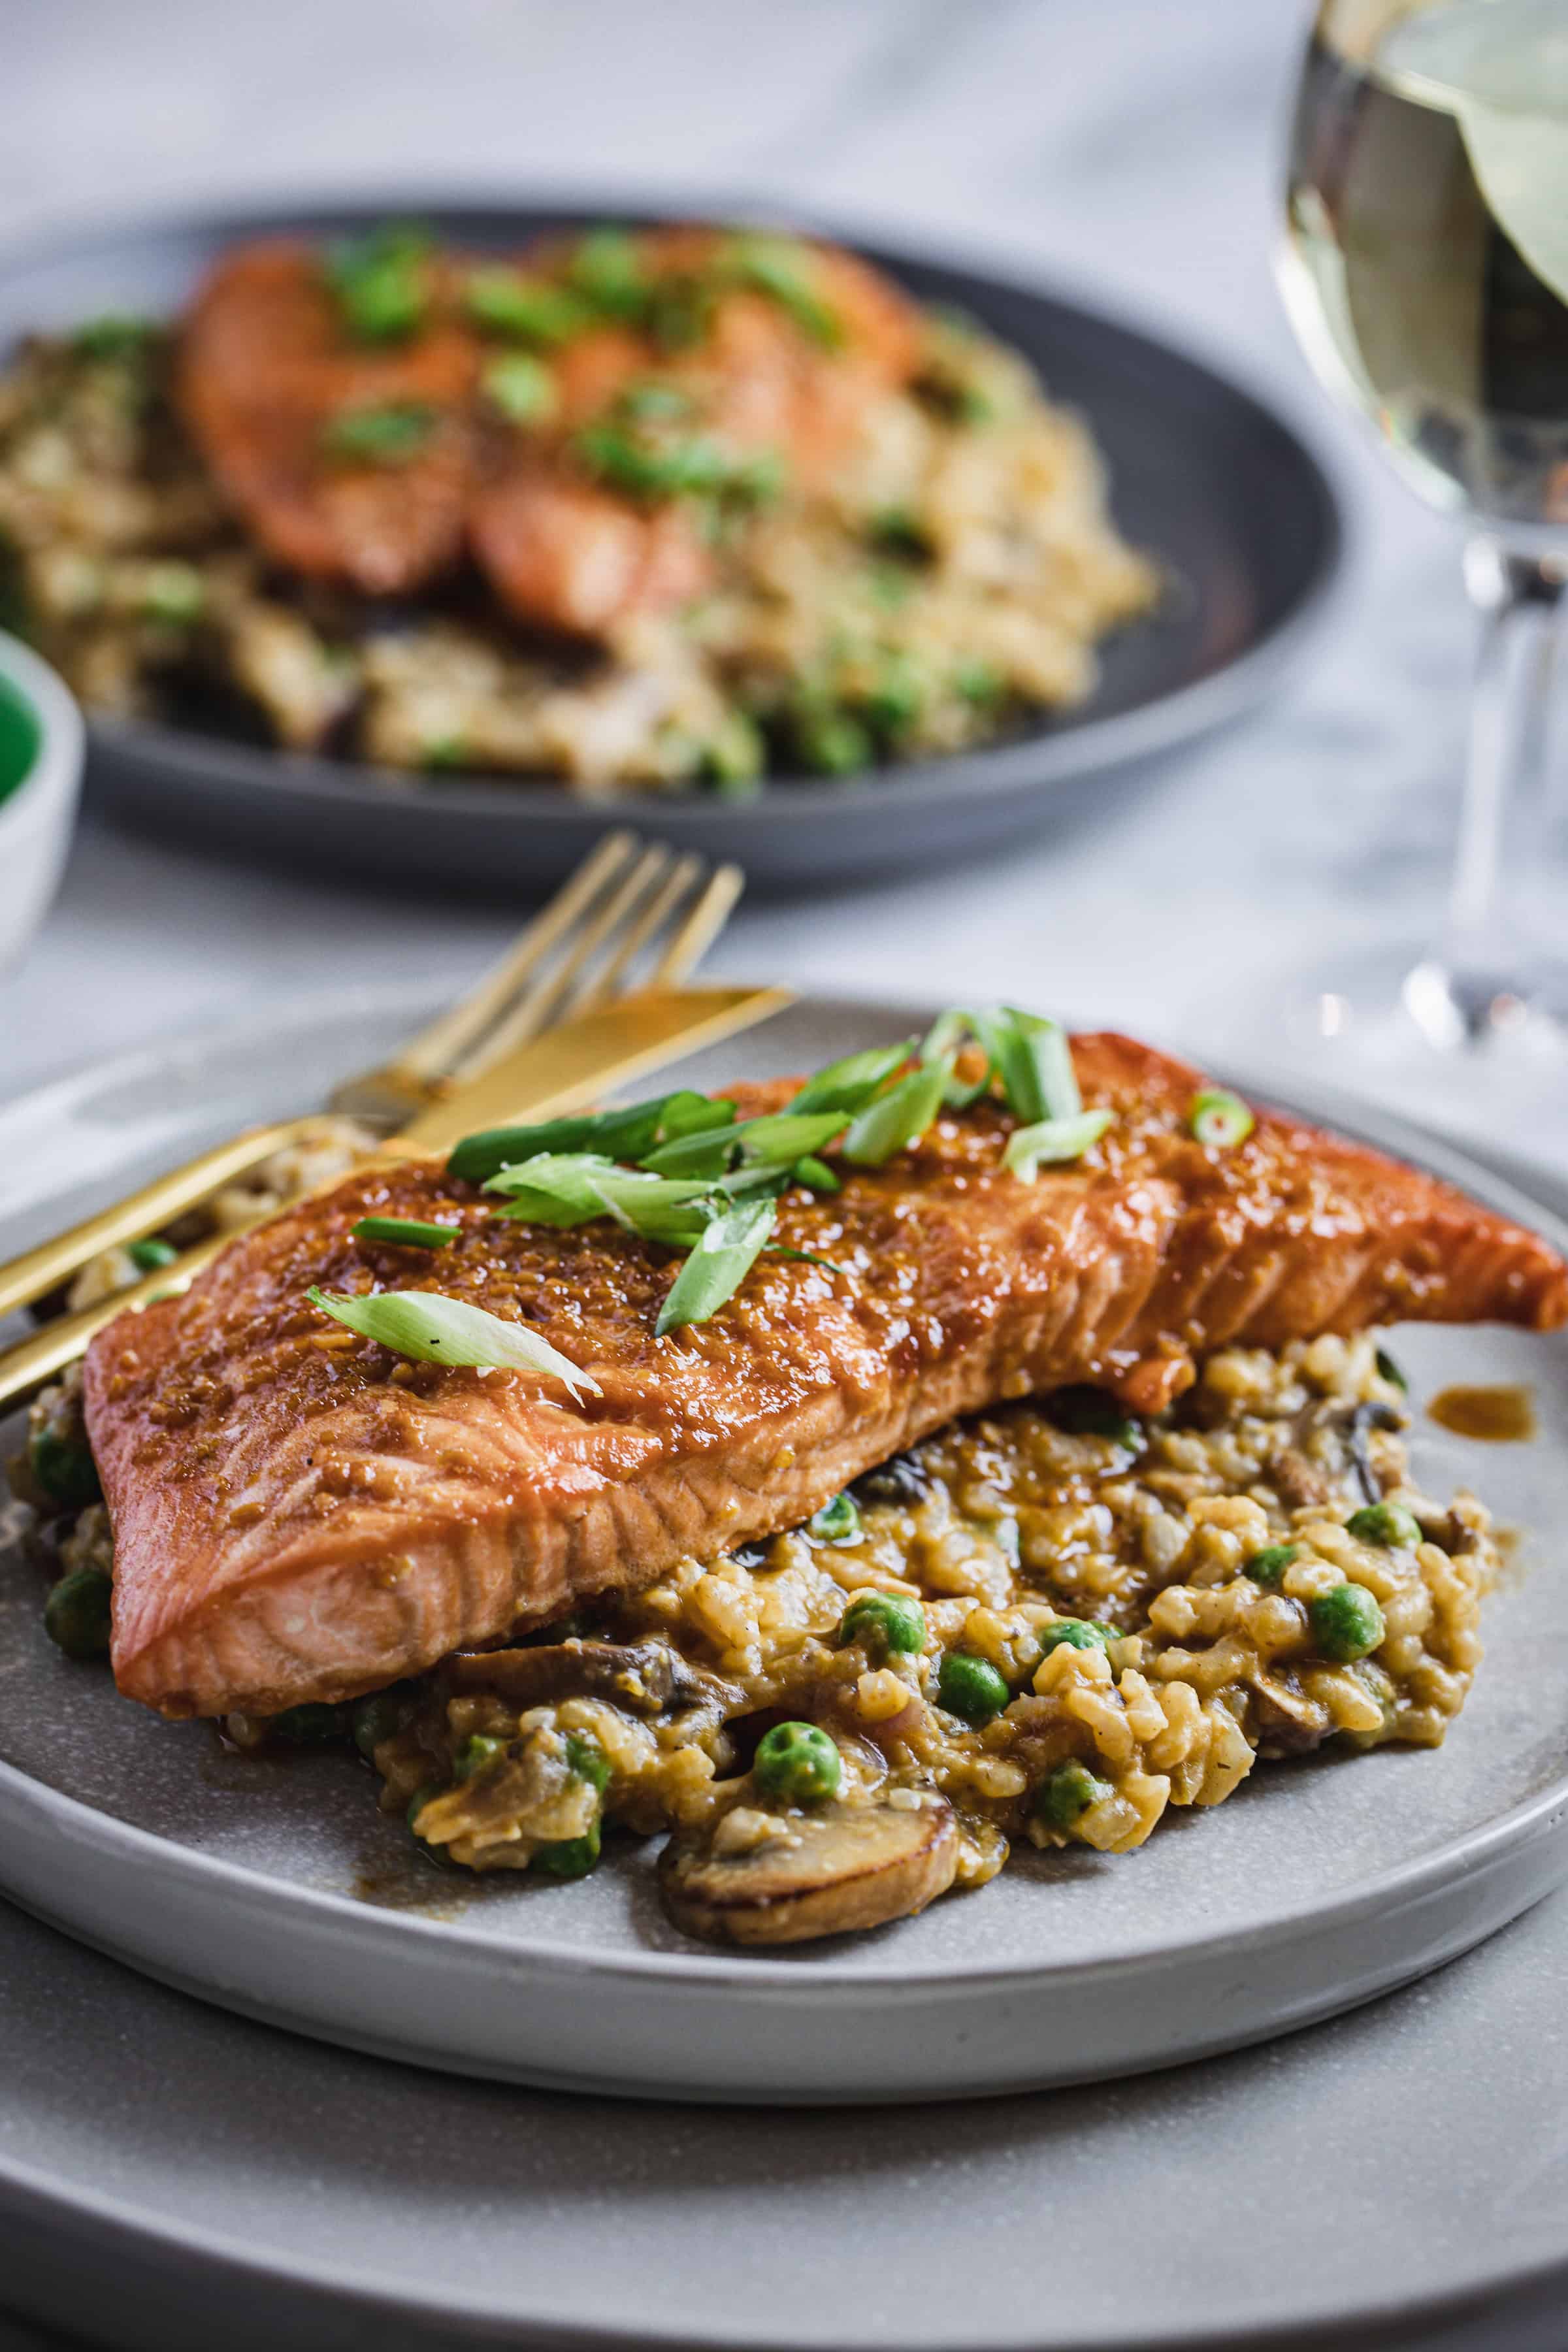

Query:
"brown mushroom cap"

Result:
[[659, 1795, 960, 1946]]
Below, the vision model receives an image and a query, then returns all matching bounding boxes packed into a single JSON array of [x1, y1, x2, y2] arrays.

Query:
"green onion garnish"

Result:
[[463, 268, 591, 346], [307, 1286, 600, 1397], [1002, 1109, 1113, 1180], [655, 1197, 777, 1337], [324, 223, 433, 343], [729, 235, 843, 348], [788, 1039, 917, 1119], [566, 226, 649, 318], [449, 1092, 733, 1184], [642, 1109, 845, 1180], [482, 352, 558, 426], [321, 400, 437, 465], [352, 1217, 461, 1249], [841, 1060, 949, 1166], [1188, 1090, 1255, 1149]]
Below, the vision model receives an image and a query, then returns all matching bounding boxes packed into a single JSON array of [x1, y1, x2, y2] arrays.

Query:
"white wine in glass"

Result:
[[1279, 0, 1568, 1053]]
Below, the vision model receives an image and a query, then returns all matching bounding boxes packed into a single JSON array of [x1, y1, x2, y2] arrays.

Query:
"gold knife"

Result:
[[0, 983, 792, 1411]]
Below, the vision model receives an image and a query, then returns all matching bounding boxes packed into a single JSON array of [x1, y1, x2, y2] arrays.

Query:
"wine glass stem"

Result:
[[1436, 538, 1565, 1034]]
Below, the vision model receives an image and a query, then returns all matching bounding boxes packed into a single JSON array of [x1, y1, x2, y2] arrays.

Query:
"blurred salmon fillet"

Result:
[[176, 224, 923, 635], [82, 1033, 1567, 1722]]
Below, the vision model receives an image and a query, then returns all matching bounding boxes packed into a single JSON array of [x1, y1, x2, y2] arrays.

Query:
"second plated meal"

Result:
[[0, 221, 1156, 792], [17, 1011, 1565, 1945]]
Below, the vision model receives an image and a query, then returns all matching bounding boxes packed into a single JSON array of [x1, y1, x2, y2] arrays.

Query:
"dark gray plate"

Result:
[[0, 197, 1342, 891]]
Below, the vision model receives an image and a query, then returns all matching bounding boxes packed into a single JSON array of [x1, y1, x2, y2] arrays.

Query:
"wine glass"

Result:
[[1277, 0, 1568, 1059]]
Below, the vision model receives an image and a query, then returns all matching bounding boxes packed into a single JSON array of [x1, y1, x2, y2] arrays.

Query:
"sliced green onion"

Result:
[[730, 235, 843, 348], [481, 352, 557, 425], [463, 267, 591, 346], [792, 1155, 840, 1194], [1002, 1109, 1113, 1179], [988, 1008, 1080, 1124], [451, 1093, 733, 1184], [655, 1198, 776, 1336], [351, 1216, 461, 1249], [788, 1039, 916, 1119], [641, 1109, 844, 1179], [321, 400, 436, 465], [919, 1009, 993, 1108], [566, 226, 649, 318], [1188, 1090, 1255, 1149], [324, 223, 433, 343], [306, 1286, 600, 1397], [841, 1060, 949, 1167]]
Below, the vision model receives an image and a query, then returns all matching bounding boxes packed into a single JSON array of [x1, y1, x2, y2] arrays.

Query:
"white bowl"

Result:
[[0, 631, 83, 968]]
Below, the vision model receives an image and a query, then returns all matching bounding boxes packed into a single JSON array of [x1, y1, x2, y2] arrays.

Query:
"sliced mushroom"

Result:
[[443, 1637, 740, 1725], [659, 1795, 960, 1946]]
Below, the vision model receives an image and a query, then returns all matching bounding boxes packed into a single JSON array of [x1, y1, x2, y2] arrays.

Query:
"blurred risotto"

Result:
[[0, 221, 1158, 792]]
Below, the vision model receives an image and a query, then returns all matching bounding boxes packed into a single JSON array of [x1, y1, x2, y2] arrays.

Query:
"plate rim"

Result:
[[0, 982, 1563, 1998], [0, 184, 1345, 830]]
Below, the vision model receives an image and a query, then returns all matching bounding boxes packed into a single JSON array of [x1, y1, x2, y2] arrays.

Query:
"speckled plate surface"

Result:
[[0, 991, 1565, 2104]]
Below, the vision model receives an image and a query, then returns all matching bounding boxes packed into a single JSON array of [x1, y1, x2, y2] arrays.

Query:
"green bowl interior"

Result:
[[0, 672, 40, 809]]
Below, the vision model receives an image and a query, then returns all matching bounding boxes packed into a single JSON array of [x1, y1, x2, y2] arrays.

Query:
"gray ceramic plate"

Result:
[[0, 197, 1341, 891], [0, 990, 1564, 2106]]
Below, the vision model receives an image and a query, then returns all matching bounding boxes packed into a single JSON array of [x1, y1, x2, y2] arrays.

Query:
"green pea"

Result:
[[140, 563, 204, 627], [351, 1685, 416, 1760], [753, 1720, 842, 1804], [42, 1565, 112, 1661], [455, 1733, 508, 1782], [564, 1731, 611, 1795], [532, 1821, 602, 1878], [936, 1652, 1010, 1725], [406, 1782, 444, 1835], [1036, 1618, 1117, 1658], [1034, 1759, 1112, 1831], [954, 657, 1004, 707], [28, 1391, 101, 1511], [126, 1236, 179, 1272], [794, 708, 872, 776], [1245, 1544, 1298, 1588], [698, 710, 764, 792], [807, 1492, 861, 1544], [1309, 1582, 1386, 1663], [267, 1702, 351, 1745], [838, 1590, 926, 1658], [1345, 1503, 1422, 1550]]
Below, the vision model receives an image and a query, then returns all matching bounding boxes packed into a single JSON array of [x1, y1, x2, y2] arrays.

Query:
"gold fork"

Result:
[[0, 832, 742, 1338]]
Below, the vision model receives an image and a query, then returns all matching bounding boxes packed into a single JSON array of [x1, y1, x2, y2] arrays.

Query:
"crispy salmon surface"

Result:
[[84, 1035, 1567, 1720]]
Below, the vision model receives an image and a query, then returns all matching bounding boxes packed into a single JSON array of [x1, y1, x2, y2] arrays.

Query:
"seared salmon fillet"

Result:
[[176, 225, 924, 636], [177, 241, 479, 595], [83, 1034, 1567, 1722]]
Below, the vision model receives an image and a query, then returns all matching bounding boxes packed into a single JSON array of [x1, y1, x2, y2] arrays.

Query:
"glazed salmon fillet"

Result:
[[177, 241, 479, 596], [83, 1035, 1567, 1722], [176, 226, 923, 636]]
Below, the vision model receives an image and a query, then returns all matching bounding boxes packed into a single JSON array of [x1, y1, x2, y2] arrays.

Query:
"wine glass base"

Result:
[[1284, 949, 1567, 1065]]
